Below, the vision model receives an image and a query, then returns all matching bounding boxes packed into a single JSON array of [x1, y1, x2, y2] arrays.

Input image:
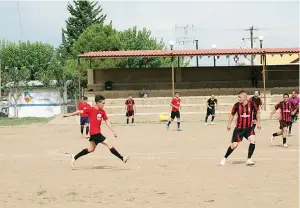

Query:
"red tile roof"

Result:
[[79, 47, 300, 58]]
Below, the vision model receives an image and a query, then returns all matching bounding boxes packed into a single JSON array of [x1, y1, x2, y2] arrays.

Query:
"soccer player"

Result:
[[205, 95, 218, 125], [62, 95, 130, 168], [249, 91, 263, 129], [220, 91, 260, 166], [270, 93, 297, 147], [288, 90, 299, 136], [125, 94, 136, 125], [78, 97, 91, 139], [166, 92, 182, 131]]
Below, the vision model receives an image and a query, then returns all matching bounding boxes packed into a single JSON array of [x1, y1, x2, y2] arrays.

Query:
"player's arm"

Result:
[[206, 99, 211, 109], [104, 120, 117, 138], [227, 105, 236, 130], [254, 103, 261, 128], [291, 103, 297, 115], [62, 110, 82, 118], [259, 98, 263, 111], [269, 104, 279, 119]]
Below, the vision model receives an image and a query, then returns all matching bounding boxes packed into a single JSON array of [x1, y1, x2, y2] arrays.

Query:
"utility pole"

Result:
[[175, 24, 197, 67], [194, 39, 199, 67], [243, 26, 259, 65]]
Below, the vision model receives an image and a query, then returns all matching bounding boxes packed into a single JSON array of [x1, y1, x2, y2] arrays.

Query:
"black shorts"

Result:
[[126, 110, 134, 117], [279, 120, 291, 129], [253, 112, 257, 120], [206, 108, 215, 116], [171, 111, 180, 119], [232, 127, 255, 143], [89, 133, 106, 145]]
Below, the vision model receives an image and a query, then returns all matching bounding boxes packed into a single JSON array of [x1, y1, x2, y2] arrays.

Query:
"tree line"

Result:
[[0, 0, 176, 97]]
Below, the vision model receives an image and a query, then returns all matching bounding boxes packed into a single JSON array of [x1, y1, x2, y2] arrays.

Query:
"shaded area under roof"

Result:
[[79, 47, 300, 58]]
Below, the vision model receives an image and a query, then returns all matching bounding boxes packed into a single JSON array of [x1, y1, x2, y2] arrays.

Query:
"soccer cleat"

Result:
[[123, 154, 131, 163], [177, 128, 182, 131], [283, 143, 289, 148], [165, 124, 169, 130], [71, 155, 75, 168], [288, 132, 291, 137], [220, 158, 227, 166], [205, 123, 208, 126], [210, 122, 214, 125], [131, 123, 135, 126], [270, 134, 275, 143], [246, 159, 255, 166]]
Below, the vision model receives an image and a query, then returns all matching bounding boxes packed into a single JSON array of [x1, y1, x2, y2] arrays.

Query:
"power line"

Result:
[[17, 1, 23, 37]]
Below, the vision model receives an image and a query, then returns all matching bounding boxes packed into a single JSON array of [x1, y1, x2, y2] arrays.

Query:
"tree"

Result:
[[1, 40, 55, 80], [62, 0, 107, 55], [72, 23, 123, 69], [2, 67, 31, 117], [118, 26, 176, 68]]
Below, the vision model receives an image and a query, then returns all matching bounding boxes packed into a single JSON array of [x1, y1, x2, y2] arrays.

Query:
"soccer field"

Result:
[[0, 120, 298, 208]]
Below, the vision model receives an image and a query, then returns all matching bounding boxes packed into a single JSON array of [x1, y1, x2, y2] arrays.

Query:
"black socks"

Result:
[[74, 148, 89, 160]]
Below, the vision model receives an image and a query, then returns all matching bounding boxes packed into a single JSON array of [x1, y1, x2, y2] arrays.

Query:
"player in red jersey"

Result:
[[166, 92, 182, 131], [270, 93, 297, 147], [220, 91, 261, 166], [125, 94, 136, 125], [77, 97, 91, 138], [62, 95, 130, 168]]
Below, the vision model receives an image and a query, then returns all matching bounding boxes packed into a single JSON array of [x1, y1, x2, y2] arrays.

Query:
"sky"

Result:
[[0, 0, 299, 66]]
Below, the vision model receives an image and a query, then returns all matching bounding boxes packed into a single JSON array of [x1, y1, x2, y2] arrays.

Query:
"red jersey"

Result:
[[125, 99, 135, 111], [78, 102, 91, 117], [275, 101, 296, 122], [82, 107, 108, 135], [171, 97, 181, 112], [231, 101, 258, 129]]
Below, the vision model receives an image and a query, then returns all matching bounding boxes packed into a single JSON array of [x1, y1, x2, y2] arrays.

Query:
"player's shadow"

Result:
[[270, 145, 286, 148], [73, 165, 130, 171], [230, 161, 245, 165]]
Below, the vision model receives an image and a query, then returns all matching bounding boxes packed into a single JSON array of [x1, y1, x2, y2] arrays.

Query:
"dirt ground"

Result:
[[0, 119, 298, 208]]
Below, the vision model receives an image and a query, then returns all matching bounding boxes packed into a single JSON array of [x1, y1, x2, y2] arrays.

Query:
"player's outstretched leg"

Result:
[[271, 130, 283, 143], [220, 142, 239, 166], [71, 141, 97, 168], [101, 141, 131, 163]]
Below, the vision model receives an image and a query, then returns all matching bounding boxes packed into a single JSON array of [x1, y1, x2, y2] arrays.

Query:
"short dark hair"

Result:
[[95, 95, 105, 103], [292, 90, 298, 94], [238, 90, 247, 95], [83, 96, 88, 101], [283, 93, 289, 97], [129, 94, 132, 96], [175, 92, 179, 95]]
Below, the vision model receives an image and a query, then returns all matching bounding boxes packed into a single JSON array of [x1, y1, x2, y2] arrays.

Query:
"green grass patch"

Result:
[[0, 117, 53, 127]]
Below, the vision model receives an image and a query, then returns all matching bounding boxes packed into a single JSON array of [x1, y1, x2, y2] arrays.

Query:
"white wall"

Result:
[[9, 88, 63, 118]]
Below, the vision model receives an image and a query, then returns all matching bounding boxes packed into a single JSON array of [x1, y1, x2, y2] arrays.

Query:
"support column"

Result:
[[87, 68, 94, 85]]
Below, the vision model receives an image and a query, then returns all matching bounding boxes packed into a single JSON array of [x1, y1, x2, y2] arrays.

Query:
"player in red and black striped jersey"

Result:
[[220, 91, 261, 166], [270, 93, 297, 147], [249, 91, 263, 129], [125, 94, 136, 125]]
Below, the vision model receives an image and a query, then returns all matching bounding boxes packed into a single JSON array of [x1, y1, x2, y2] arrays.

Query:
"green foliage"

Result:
[[62, 0, 107, 55], [72, 23, 123, 69], [1, 40, 55, 80]]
